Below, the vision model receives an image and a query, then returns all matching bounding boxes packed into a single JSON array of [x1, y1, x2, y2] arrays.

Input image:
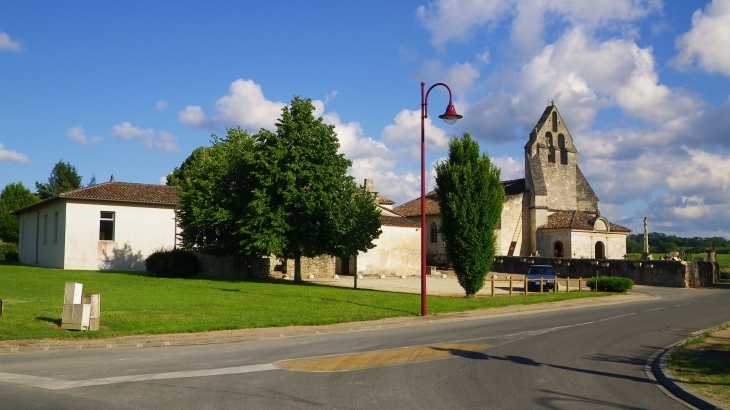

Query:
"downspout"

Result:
[[35, 211, 40, 265]]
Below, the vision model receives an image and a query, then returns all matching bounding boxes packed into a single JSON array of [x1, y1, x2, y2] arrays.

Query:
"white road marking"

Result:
[[674, 303, 690, 307], [646, 308, 665, 311], [0, 363, 278, 391]]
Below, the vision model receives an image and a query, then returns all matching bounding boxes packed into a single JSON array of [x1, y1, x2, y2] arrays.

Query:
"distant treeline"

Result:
[[626, 233, 730, 254]]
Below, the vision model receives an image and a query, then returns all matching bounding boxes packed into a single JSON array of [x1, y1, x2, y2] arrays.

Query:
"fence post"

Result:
[[540, 278, 544, 293], [508, 276, 513, 296], [566, 278, 570, 293], [491, 277, 495, 297], [553, 278, 558, 293], [524, 278, 528, 295], [578, 277, 582, 292]]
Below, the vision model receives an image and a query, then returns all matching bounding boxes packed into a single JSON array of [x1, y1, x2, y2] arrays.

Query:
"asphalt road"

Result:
[[1, 285, 728, 409]]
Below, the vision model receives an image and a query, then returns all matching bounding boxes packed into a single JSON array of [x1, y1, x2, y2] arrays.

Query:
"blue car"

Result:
[[525, 265, 558, 291]]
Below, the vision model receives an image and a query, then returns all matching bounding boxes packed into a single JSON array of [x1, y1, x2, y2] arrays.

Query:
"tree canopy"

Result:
[[0, 182, 39, 243], [35, 160, 83, 199], [175, 97, 381, 281], [436, 132, 504, 298]]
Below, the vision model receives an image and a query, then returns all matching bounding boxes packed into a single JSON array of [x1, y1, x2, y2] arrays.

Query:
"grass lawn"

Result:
[[669, 324, 730, 408], [0, 262, 615, 341]]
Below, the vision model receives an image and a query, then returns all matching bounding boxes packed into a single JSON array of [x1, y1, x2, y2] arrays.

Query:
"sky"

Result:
[[1, 0, 729, 239]]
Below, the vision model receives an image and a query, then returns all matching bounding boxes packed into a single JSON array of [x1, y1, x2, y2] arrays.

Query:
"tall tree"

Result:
[[174, 97, 381, 282], [260, 96, 380, 282], [176, 131, 254, 256], [0, 182, 39, 243], [35, 160, 83, 199], [436, 132, 504, 298]]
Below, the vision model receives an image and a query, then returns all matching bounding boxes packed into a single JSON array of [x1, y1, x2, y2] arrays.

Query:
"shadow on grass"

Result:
[[36, 316, 61, 327]]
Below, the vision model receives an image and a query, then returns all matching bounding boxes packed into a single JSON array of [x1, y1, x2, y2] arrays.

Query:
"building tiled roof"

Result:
[[381, 215, 420, 228], [538, 210, 631, 232], [395, 179, 527, 217], [11, 182, 179, 215], [393, 190, 441, 217], [376, 194, 395, 205], [60, 182, 180, 204]]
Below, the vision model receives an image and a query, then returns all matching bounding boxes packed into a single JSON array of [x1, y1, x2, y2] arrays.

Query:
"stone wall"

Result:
[[195, 252, 335, 279], [490, 256, 719, 288]]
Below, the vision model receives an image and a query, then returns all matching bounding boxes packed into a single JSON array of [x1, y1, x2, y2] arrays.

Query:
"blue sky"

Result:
[[1, 0, 729, 238]]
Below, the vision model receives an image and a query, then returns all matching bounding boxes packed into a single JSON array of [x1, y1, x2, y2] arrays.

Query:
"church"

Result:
[[395, 103, 631, 260]]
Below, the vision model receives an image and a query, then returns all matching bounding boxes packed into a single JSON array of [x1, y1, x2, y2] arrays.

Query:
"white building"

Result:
[[12, 182, 179, 271]]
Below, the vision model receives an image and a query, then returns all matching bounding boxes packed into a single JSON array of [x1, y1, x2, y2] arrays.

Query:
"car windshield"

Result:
[[528, 267, 555, 275]]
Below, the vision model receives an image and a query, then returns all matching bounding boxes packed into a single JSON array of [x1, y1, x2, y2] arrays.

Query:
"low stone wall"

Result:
[[195, 252, 335, 279], [490, 256, 718, 288]]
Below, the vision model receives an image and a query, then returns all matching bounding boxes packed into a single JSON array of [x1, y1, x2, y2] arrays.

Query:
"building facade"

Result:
[[396, 103, 631, 260]]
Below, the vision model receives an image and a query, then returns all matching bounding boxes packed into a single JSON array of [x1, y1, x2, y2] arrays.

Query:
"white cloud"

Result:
[[110, 122, 155, 139], [413, 60, 480, 99], [382, 109, 451, 151], [416, 0, 661, 48], [178, 106, 209, 128], [0, 143, 29, 162], [673, 0, 730, 76], [0, 32, 21, 52], [66, 125, 102, 145], [212, 79, 285, 131], [146, 130, 180, 152], [156, 101, 168, 111], [158, 176, 168, 185], [178, 79, 298, 132], [492, 155, 524, 180], [324, 91, 338, 104], [322, 112, 388, 160]]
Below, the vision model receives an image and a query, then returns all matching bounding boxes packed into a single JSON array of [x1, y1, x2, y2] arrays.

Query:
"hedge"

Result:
[[0, 242, 19, 262], [586, 276, 634, 293], [145, 249, 200, 278]]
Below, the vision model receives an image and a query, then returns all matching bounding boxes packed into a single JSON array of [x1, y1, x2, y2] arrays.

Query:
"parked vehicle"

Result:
[[427, 254, 452, 269], [525, 265, 558, 291]]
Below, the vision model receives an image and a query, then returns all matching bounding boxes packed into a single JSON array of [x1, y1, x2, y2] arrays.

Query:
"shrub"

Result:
[[586, 276, 634, 293], [0, 242, 19, 262], [145, 249, 200, 278]]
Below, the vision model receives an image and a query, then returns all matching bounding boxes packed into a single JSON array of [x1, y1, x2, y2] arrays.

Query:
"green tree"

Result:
[[176, 131, 253, 256], [626, 237, 642, 254], [436, 132, 504, 298], [0, 182, 39, 242], [166, 147, 209, 187], [174, 97, 381, 283], [258, 96, 380, 282], [35, 160, 83, 199]]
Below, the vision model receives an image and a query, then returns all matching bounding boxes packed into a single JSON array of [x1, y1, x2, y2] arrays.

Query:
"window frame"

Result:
[[99, 211, 115, 241]]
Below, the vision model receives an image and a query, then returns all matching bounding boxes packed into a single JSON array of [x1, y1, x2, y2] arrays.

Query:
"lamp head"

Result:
[[439, 104, 462, 125]]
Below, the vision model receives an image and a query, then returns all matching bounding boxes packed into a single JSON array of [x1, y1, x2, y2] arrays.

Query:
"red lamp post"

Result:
[[420, 82, 462, 316]]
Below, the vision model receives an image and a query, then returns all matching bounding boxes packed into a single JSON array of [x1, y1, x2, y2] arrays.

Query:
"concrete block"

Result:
[[64, 283, 83, 305], [61, 304, 90, 331]]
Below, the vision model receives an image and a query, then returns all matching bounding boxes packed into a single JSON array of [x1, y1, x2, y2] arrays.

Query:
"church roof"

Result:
[[394, 179, 527, 217], [538, 211, 631, 232]]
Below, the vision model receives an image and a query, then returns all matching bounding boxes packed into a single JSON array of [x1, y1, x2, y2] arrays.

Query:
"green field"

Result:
[[0, 262, 614, 341]]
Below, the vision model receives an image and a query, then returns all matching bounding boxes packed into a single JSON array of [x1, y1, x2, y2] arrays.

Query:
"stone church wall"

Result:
[[490, 256, 719, 288]]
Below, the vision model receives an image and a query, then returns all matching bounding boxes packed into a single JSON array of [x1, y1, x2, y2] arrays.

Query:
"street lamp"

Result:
[[420, 82, 462, 316]]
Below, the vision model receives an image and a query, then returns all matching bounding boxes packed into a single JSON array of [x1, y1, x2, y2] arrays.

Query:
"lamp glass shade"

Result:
[[439, 104, 462, 125]]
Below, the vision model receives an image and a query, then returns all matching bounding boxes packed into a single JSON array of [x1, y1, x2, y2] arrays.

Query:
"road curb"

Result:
[[651, 326, 728, 410]]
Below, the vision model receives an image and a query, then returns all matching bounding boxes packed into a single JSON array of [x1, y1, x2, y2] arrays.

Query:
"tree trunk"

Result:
[[294, 255, 302, 283]]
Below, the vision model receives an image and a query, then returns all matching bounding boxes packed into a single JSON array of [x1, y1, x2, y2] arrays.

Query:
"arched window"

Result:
[[552, 112, 558, 132], [595, 241, 605, 259], [546, 132, 555, 163], [558, 134, 568, 165], [554, 241, 564, 258], [429, 222, 438, 243]]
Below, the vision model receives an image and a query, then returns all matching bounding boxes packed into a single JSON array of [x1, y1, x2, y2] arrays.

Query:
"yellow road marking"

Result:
[[276, 343, 493, 372]]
